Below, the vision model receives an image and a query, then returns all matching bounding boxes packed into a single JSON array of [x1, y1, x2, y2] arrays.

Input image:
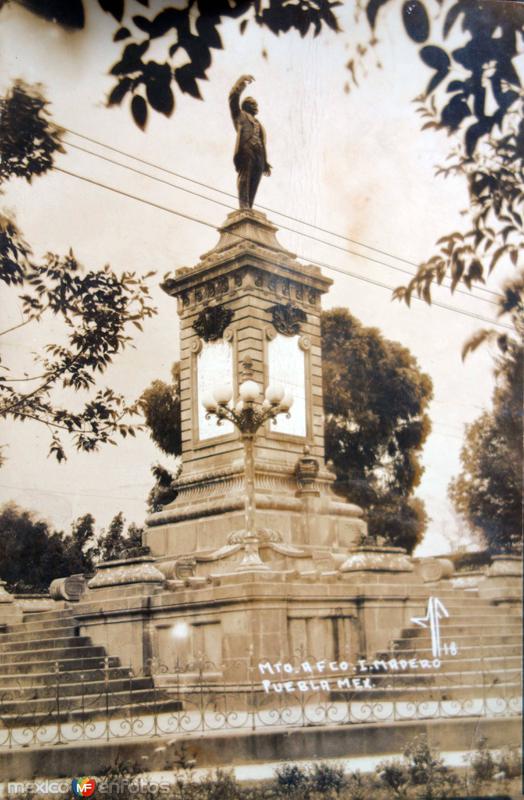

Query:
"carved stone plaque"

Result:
[[197, 341, 234, 440], [268, 334, 306, 437]]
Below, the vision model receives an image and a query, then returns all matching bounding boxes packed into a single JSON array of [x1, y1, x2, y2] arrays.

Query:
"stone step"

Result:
[[377, 643, 521, 663], [0, 688, 183, 720], [0, 644, 106, 665], [0, 636, 91, 654], [0, 676, 153, 701], [437, 611, 522, 622], [0, 665, 132, 687], [0, 697, 184, 728], [0, 625, 79, 644], [0, 655, 119, 675], [21, 609, 75, 624], [392, 633, 521, 650], [400, 622, 521, 639]]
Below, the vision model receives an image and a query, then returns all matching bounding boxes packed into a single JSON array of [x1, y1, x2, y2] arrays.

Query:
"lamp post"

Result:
[[201, 380, 293, 572]]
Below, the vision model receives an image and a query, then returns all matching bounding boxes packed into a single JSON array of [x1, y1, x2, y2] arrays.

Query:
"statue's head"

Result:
[[242, 96, 258, 115]]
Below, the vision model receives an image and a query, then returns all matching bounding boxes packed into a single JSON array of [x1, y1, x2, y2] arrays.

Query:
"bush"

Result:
[[274, 764, 310, 796], [376, 759, 409, 797], [468, 736, 496, 783], [403, 736, 459, 800], [309, 762, 346, 795]]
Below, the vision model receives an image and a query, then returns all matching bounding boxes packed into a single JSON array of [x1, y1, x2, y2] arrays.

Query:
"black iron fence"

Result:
[[0, 649, 521, 749]]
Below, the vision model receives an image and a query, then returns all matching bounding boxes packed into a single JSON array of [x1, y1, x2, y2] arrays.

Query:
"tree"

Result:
[[449, 338, 523, 554], [62, 512, 97, 574], [394, 101, 523, 333], [0, 82, 157, 461], [141, 308, 433, 552], [321, 309, 432, 552], [96, 512, 146, 561], [140, 363, 182, 456], [0, 503, 73, 592]]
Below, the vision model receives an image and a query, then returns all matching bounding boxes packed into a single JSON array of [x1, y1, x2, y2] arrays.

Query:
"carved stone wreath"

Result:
[[192, 304, 234, 342], [268, 302, 307, 336]]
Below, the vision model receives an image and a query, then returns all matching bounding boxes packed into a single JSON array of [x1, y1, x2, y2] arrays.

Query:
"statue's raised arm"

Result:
[[229, 74, 255, 124], [229, 75, 271, 210]]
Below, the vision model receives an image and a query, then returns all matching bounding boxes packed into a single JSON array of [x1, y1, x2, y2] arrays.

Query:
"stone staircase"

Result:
[[347, 588, 522, 708], [0, 607, 181, 727]]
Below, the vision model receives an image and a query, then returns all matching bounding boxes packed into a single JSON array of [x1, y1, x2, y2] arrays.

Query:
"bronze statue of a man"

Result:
[[229, 75, 271, 209]]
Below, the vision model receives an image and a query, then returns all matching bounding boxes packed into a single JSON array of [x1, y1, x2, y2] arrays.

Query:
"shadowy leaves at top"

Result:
[[8, 0, 522, 155], [0, 81, 64, 184]]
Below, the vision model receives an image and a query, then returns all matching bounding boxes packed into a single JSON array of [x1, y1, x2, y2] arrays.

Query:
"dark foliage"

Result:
[[147, 463, 179, 513], [449, 331, 523, 554], [10, 0, 520, 152], [0, 230, 157, 461], [0, 504, 147, 593], [0, 82, 158, 461], [0, 80, 64, 184], [322, 308, 432, 552], [394, 106, 523, 318], [141, 363, 182, 456], [96, 512, 147, 561], [0, 503, 71, 592]]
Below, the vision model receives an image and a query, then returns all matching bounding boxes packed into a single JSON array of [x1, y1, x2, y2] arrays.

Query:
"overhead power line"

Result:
[[54, 165, 514, 332], [65, 139, 499, 309], [64, 128, 502, 304]]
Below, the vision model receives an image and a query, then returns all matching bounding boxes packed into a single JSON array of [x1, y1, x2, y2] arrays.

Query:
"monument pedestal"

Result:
[[145, 209, 366, 568]]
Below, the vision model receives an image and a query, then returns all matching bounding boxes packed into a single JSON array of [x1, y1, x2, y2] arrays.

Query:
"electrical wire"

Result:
[[64, 128, 503, 302], [65, 139, 499, 308], [54, 165, 514, 332]]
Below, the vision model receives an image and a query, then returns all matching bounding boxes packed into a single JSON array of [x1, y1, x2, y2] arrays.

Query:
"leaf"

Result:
[[465, 119, 491, 156], [144, 62, 175, 115], [16, 0, 85, 28], [108, 77, 132, 106], [441, 94, 470, 130], [461, 329, 496, 360], [443, 1, 464, 38], [131, 94, 147, 130], [420, 45, 450, 72], [110, 41, 150, 76], [366, 0, 392, 28], [113, 26, 131, 41], [420, 45, 450, 94], [132, 14, 151, 33], [402, 0, 429, 43], [174, 65, 202, 99], [489, 246, 507, 273], [98, 0, 124, 22]]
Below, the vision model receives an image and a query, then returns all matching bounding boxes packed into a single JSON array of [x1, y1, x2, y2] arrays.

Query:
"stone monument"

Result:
[[145, 84, 366, 570]]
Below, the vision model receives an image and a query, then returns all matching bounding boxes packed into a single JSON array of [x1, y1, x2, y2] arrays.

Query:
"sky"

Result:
[[0, 0, 510, 555]]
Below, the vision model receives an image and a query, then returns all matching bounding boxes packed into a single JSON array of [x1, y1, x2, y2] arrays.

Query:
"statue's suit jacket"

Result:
[[229, 89, 268, 171]]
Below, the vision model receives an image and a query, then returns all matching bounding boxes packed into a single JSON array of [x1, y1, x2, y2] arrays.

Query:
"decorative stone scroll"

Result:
[[192, 304, 234, 342], [49, 574, 87, 602], [268, 302, 307, 336]]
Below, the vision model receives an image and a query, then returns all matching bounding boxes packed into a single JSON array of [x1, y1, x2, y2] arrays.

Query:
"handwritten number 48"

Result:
[[442, 641, 458, 656]]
